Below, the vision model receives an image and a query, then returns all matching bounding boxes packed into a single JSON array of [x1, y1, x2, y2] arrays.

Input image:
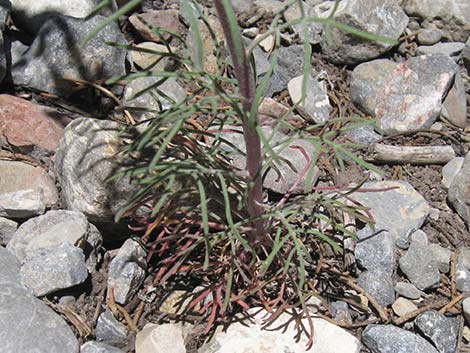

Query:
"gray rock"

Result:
[[415, 310, 458, 353], [455, 248, 470, 292], [10, 0, 98, 33], [7, 210, 102, 270], [128, 42, 173, 72], [463, 38, 470, 71], [95, 310, 127, 347], [330, 301, 353, 326], [350, 181, 430, 248], [442, 72, 468, 128], [371, 55, 457, 135], [417, 28, 443, 45], [345, 124, 382, 145], [355, 226, 395, 273], [357, 270, 395, 307], [284, 1, 322, 44], [287, 75, 331, 123], [416, 42, 465, 57], [462, 298, 470, 324], [320, 0, 408, 65], [0, 247, 79, 353], [429, 244, 452, 273], [0, 0, 9, 83], [404, 0, 470, 25], [12, 15, 126, 96], [107, 239, 146, 305], [265, 45, 305, 97], [0, 216, 18, 246], [54, 118, 138, 222], [399, 230, 441, 291], [448, 151, 470, 226], [81, 341, 125, 353], [363, 324, 439, 353], [442, 157, 464, 190], [20, 242, 88, 296], [394, 282, 423, 300], [0, 160, 58, 206], [0, 189, 46, 218]]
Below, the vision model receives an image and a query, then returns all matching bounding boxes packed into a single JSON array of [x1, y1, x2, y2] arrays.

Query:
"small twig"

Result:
[[106, 287, 120, 318], [393, 300, 448, 326], [451, 250, 459, 298], [114, 303, 138, 332], [92, 284, 108, 325], [439, 293, 465, 315], [133, 301, 146, 327]]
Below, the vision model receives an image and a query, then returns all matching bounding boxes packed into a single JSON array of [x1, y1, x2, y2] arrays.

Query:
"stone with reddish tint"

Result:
[[442, 72, 468, 128], [129, 10, 184, 43], [0, 94, 67, 153], [257, 98, 304, 133]]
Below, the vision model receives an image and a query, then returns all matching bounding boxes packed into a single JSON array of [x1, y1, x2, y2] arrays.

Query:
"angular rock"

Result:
[[284, 1, 322, 44], [357, 270, 395, 307], [392, 297, 418, 317], [10, 0, 98, 33], [107, 239, 146, 305], [81, 341, 125, 353], [399, 230, 441, 291], [429, 244, 452, 273], [463, 38, 470, 71], [0, 247, 79, 353], [355, 227, 395, 273], [95, 310, 128, 347], [0, 189, 46, 218], [350, 180, 430, 248], [344, 124, 382, 145], [442, 72, 468, 128], [7, 210, 102, 270], [320, 0, 408, 64], [12, 15, 126, 96], [54, 118, 138, 222], [136, 323, 186, 353], [257, 97, 303, 133], [129, 10, 184, 43], [415, 310, 459, 353], [416, 42, 465, 58], [199, 309, 361, 353], [0, 216, 18, 246], [0, 94, 67, 153], [0, 160, 58, 206], [404, 0, 470, 25], [417, 28, 443, 45], [20, 242, 88, 296], [330, 301, 353, 326], [287, 75, 331, 123], [363, 324, 439, 353], [456, 248, 470, 292], [442, 157, 464, 190], [448, 151, 470, 226], [394, 282, 423, 300], [128, 42, 173, 72]]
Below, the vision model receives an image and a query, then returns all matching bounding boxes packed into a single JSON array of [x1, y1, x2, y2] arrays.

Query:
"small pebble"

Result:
[[392, 297, 418, 317], [417, 28, 443, 45]]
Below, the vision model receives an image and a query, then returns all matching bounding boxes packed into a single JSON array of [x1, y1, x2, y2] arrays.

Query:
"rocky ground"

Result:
[[0, 0, 470, 352]]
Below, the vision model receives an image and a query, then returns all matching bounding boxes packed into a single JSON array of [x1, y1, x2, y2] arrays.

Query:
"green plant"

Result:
[[90, 0, 395, 346]]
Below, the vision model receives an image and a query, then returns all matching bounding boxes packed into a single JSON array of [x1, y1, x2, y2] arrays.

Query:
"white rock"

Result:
[[392, 297, 418, 317], [463, 298, 470, 324], [0, 189, 46, 218], [442, 157, 464, 190], [256, 34, 275, 52], [136, 323, 186, 353]]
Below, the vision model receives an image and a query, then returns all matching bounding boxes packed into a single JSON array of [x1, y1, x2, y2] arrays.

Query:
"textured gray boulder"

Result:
[[0, 247, 79, 353], [0, 189, 46, 218], [54, 118, 137, 222], [363, 324, 439, 353], [357, 270, 395, 307], [107, 239, 146, 304], [448, 151, 470, 226], [355, 227, 395, 273], [12, 15, 126, 96], [320, 0, 408, 65], [415, 310, 459, 353]]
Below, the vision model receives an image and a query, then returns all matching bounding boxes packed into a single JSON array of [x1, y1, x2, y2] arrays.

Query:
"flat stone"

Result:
[[350, 180, 430, 248], [10, 0, 98, 33], [0, 217, 18, 246], [357, 270, 395, 307], [344, 124, 382, 145], [429, 244, 452, 273], [399, 230, 441, 290], [12, 15, 126, 96], [375, 55, 458, 135], [320, 0, 408, 65], [394, 282, 423, 300], [0, 189, 46, 218], [199, 309, 361, 353], [129, 42, 173, 72], [442, 72, 468, 128], [81, 341, 125, 353], [456, 248, 470, 292], [415, 310, 459, 353], [54, 118, 138, 222], [95, 310, 128, 347], [416, 42, 465, 57], [135, 323, 186, 353], [288, 75, 331, 123], [355, 227, 395, 273], [417, 28, 443, 45], [7, 210, 102, 270], [363, 324, 439, 353], [20, 242, 88, 296], [284, 1, 322, 44], [442, 157, 464, 190], [463, 298, 470, 324], [0, 248, 79, 353], [107, 239, 146, 305], [129, 9, 183, 43], [404, 0, 470, 25], [392, 297, 418, 317], [448, 151, 470, 226], [0, 160, 58, 206], [0, 94, 67, 153]]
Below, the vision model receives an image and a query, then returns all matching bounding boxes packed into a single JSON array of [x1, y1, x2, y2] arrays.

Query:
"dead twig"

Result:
[[393, 299, 448, 326]]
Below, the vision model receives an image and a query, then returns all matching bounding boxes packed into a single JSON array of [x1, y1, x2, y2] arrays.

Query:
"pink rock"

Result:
[[0, 95, 68, 153], [129, 10, 183, 43]]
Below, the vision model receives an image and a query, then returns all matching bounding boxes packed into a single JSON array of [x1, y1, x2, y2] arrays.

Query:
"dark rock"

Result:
[[415, 310, 459, 353], [95, 310, 128, 347], [448, 151, 470, 226], [394, 282, 423, 300], [357, 270, 395, 307]]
